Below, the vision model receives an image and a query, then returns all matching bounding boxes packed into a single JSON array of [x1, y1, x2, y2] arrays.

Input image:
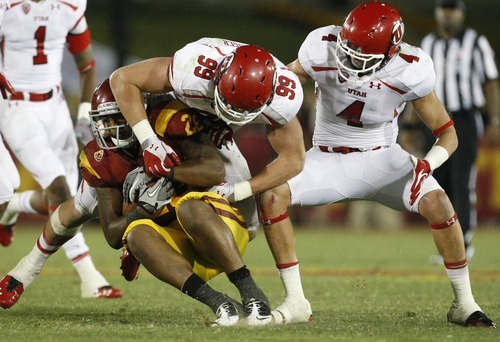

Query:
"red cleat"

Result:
[[0, 275, 24, 309], [0, 224, 15, 247], [120, 248, 141, 281], [94, 286, 123, 299]]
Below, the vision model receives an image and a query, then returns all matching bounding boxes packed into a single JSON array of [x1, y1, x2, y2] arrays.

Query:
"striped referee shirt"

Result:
[[421, 28, 498, 112]]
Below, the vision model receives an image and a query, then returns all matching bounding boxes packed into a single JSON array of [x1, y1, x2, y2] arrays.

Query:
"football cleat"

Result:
[[0, 224, 15, 247], [120, 248, 141, 281], [92, 286, 123, 299], [446, 301, 495, 327], [271, 298, 314, 324], [242, 298, 272, 326], [0, 275, 24, 309], [463, 311, 496, 328], [211, 301, 240, 327]]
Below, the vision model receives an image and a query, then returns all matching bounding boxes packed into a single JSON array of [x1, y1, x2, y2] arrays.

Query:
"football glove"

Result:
[[137, 177, 174, 214], [206, 124, 233, 150], [142, 135, 180, 178], [409, 155, 431, 206], [0, 71, 14, 99], [123, 166, 152, 204]]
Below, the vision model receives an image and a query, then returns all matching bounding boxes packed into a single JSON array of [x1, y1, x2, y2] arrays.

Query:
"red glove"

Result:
[[0, 71, 15, 99], [142, 135, 180, 178], [409, 155, 431, 206]]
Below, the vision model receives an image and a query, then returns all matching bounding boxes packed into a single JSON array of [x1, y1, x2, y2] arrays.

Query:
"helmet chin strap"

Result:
[[111, 135, 136, 148]]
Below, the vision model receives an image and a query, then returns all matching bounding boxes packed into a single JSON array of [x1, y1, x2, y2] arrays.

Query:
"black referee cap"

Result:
[[436, 0, 466, 10]]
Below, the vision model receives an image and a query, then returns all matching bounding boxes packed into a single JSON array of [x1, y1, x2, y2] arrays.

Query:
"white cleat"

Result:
[[271, 298, 313, 324], [212, 302, 240, 327], [242, 299, 272, 326]]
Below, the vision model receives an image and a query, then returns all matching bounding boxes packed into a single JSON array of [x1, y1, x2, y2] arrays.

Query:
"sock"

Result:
[[0, 191, 38, 225], [277, 262, 306, 301], [446, 265, 476, 305], [181, 273, 227, 313], [63, 232, 108, 291], [228, 265, 267, 304], [8, 228, 62, 288]]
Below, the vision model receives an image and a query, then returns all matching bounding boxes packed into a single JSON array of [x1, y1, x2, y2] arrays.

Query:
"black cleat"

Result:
[[463, 311, 496, 328]]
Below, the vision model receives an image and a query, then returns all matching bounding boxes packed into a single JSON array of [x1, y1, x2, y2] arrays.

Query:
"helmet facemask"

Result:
[[89, 102, 136, 150], [335, 32, 385, 83]]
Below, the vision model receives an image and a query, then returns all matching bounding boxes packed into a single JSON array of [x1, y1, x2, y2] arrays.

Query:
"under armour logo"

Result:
[[369, 82, 381, 89], [446, 216, 457, 226]]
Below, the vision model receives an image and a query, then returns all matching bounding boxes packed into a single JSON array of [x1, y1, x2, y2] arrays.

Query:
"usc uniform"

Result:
[[169, 37, 304, 232], [79, 99, 249, 282], [0, 0, 90, 193], [288, 25, 443, 212]]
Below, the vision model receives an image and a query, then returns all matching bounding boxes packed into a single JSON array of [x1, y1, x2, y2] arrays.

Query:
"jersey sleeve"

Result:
[[263, 66, 303, 125], [298, 26, 338, 81], [398, 46, 436, 101]]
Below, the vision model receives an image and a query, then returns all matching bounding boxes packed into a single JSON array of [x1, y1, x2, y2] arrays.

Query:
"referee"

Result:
[[404, 0, 500, 263]]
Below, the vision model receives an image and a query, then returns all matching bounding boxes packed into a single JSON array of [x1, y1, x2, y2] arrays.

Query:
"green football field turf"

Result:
[[0, 222, 498, 341]]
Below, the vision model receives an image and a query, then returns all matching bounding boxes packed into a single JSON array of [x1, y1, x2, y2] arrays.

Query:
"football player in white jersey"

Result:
[[0, 0, 121, 299], [258, 1, 496, 327], [0, 1, 17, 225], [109, 40, 309, 323], [109, 40, 305, 226]]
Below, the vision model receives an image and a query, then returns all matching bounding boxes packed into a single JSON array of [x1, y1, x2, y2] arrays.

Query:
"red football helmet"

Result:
[[335, 1, 404, 82], [89, 79, 136, 149], [214, 45, 276, 125]]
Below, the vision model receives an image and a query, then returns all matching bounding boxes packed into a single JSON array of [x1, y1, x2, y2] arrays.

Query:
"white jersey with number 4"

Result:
[[298, 25, 436, 149], [0, 0, 86, 92], [287, 25, 442, 212], [169, 37, 303, 126]]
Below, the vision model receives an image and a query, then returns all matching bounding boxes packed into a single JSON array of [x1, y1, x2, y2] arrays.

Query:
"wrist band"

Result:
[[77, 102, 91, 121], [132, 119, 155, 145], [424, 145, 449, 170], [234, 181, 253, 202]]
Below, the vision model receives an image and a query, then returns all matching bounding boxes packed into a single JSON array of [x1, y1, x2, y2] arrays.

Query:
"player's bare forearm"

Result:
[[173, 135, 225, 187], [412, 91, 458, 155], [73, 45, 97, 102], [110, 58, 173, 127], [96, 187, 129, 249], [249, 117, 305, 194]]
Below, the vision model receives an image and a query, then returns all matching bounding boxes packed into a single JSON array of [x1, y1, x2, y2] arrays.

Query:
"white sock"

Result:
[[278, 263, 306, 301], [9, 244, 51, 288], [446, 265, 476, 305], [63, 232, 108, 289]]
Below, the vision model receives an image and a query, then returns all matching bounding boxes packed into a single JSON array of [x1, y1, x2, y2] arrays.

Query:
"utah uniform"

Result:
[[0, 0, 90, 192], [289, 25, 443, 212], [169, 38, 304, 231]]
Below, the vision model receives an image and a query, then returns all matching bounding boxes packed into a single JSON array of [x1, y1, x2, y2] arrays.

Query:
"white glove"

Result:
[[123, 166, 152, 203], [137, 177, 174, 214]]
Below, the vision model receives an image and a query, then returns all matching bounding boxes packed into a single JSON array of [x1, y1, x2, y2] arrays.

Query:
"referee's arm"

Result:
[[483, 79, 500, 146]]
